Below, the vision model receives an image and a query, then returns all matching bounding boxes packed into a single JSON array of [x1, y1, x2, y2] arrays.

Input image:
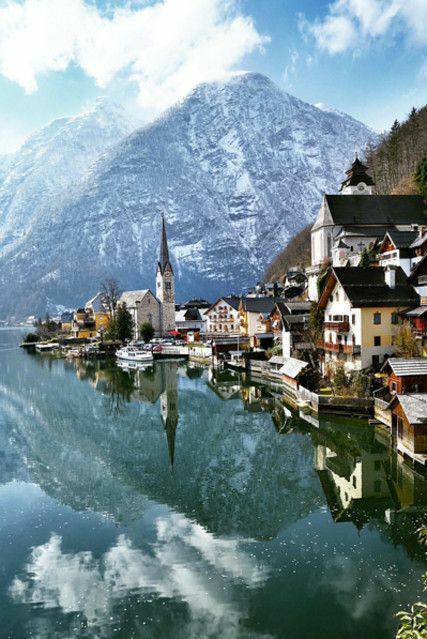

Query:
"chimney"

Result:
[[384, 265, 396, 289]]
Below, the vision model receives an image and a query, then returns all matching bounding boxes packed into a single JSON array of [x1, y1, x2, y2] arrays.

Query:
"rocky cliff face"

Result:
[[0, 73, 374, 317]]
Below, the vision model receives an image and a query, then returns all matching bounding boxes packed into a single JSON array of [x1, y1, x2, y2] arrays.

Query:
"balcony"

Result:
[[324, 321, 350, 332], [323, 342, 361, 355]]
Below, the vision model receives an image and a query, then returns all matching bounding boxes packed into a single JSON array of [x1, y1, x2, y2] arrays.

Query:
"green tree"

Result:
[[415, 153, 427, 198], [139, 322, 155, 343], [115, 303, 134, 342], [359, 247, 371, 267], [394, 321, 419, 358]]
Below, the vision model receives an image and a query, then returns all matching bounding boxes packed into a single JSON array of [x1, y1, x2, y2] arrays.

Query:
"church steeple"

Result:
[[156, 214, 176, 334], [340, 154, 375, 194], [159, 214, 173, 274]]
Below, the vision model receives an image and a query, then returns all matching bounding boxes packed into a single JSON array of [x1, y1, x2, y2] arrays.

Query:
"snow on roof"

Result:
[[119, 289, 153, 307], [269, 355, 284, 365], [382, 358, 427, 377], [278, 357, 308, 379]]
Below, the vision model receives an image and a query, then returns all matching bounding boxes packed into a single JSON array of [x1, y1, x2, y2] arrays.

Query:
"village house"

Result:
[[389, 393, 427, 465], [175, 307, 207, 337], [239, 297, 277, 348], [307, 156, 426, 301], [60, 311, 73, 333], [119, 216, 176, 339], [377, 230, 420, 275], [318, 266, 419, 372], [269, 300, 312, 358], [205, 297, 240, 335], [381, 358, 427, 395], [85, 292, 110, 333], [71, 308, 97, 339]]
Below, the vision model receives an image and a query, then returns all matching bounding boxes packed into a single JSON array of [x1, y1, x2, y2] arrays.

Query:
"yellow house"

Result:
[[238, 297, 276, 347], [318, 266, 419, 372], [85, 293, 111, 333]]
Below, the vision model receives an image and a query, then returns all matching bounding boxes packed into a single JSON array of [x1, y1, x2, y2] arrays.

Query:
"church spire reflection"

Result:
[[160, 362, 179, 468]]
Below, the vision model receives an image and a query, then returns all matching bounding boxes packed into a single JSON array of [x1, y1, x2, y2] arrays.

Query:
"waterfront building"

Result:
[[60, 311, 73, 332], [175, 307, 206, 337], [119, 216, 176, 337], [318, 266, 419, 372], [306, 156, 426, 301], [205, 296, 241, 335], [119, 289, 161, 339], [389, 393, 427, 464], [84, 292, 110, 332], [381, 358, 427, 394], [71, 307, 97, 338], [239, 296, 277, 348], [269, 300, 312, 358]]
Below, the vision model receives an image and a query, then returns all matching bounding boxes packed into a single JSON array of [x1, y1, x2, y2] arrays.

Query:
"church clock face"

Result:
[[357, 183, 365, 192]]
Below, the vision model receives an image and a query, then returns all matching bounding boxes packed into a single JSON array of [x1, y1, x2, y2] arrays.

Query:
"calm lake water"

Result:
[[0, 328, 426, 639]]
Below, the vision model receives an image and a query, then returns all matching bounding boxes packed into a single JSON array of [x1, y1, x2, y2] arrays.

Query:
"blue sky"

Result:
[[0, 0, 426, 152]]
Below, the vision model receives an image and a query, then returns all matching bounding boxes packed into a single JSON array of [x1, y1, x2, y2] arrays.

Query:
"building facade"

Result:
[[318, 266, 419, 372], [205, 297, 240, 334]]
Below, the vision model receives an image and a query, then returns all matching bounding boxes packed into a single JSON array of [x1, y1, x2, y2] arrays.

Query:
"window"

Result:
[[373, 312, 381, 325], [352, 314, 355, 325], [391, 312, 399, 325], [352, 476, 357, 488], [335, 291, 339, 301], [374, 336, 381, 346]]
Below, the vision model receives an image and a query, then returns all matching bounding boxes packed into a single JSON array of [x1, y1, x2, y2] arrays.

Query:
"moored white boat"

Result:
[[35, 342, 60, 352], [116, 346, 154, 363]]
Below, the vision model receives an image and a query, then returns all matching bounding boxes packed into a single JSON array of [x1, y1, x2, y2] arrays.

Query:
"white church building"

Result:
[[307, 156, 426, 301], [119, 216, 177, 338]]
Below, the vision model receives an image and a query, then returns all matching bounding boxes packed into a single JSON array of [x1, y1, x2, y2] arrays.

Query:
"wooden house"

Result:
[[389, 393, 427, 465], [381, 358, 427, 394]]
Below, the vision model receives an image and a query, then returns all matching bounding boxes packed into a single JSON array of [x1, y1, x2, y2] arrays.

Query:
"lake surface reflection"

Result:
[[0, 329, 426, 638]]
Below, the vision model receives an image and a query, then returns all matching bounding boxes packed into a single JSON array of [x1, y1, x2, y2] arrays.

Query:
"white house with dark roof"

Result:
[[205, 296, 241, 335], [307, 157, 426, 300], [318, 266, 419, 372]]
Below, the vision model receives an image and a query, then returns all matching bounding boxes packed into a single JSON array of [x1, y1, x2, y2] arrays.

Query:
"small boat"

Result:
[[35, 342, 60, 352], [116, 346, 154, 363]]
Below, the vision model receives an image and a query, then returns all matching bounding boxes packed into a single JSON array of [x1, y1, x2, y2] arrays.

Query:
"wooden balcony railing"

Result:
[[324, 321, 350, 332], [322, 342, 361, 355]]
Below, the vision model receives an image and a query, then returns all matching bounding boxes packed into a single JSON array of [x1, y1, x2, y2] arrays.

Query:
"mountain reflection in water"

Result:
[[0, 333, 426, 639]]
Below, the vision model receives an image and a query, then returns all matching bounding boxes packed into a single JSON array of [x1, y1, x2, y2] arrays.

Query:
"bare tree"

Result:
[[101, 278, 121, 317]]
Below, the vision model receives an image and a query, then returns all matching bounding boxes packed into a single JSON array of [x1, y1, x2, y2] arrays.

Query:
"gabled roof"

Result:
[[382, 358, 427, 377], [120, 289, 157, 308], [389, 394, 427, 425], [324, 195, 426, 227], [279, 357, 308, 379], [241, 297, 277, 314], [381, 230, 418, 250], [85, 291, 108, 313], [410, 233, 427, 249], [405, 306, 427, 318], [206, 296, 241, 313], [318, 266, 419, 309]]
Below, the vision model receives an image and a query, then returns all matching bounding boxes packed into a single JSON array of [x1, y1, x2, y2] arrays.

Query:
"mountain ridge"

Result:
[[0, 73, 375, 318]]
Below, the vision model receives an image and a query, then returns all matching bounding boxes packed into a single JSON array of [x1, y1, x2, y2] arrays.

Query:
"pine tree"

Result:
[[359, 247, 370, 267], [115, 303, 134, 342], [415, 153, 427, 198]]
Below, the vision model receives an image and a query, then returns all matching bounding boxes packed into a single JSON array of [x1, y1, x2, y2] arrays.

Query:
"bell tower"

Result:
[[156, 215, 176, 334], [340, 154, 375, 195]]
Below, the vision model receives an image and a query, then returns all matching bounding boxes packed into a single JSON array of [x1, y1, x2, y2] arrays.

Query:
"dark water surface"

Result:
[[0, 329, 425, 638]]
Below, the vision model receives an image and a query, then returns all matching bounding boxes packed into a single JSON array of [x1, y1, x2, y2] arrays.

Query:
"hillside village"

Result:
[[23, 152, 427, 469]]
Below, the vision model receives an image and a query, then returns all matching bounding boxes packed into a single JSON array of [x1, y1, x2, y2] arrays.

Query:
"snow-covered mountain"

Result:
[[0, 99, 133, 260], [0, 73, 375, 318]]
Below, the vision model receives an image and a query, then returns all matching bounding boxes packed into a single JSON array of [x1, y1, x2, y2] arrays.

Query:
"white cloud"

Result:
[[301, 0, 427, 54], [10, 512, 268, 635], [0, 0, 267, 116]]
